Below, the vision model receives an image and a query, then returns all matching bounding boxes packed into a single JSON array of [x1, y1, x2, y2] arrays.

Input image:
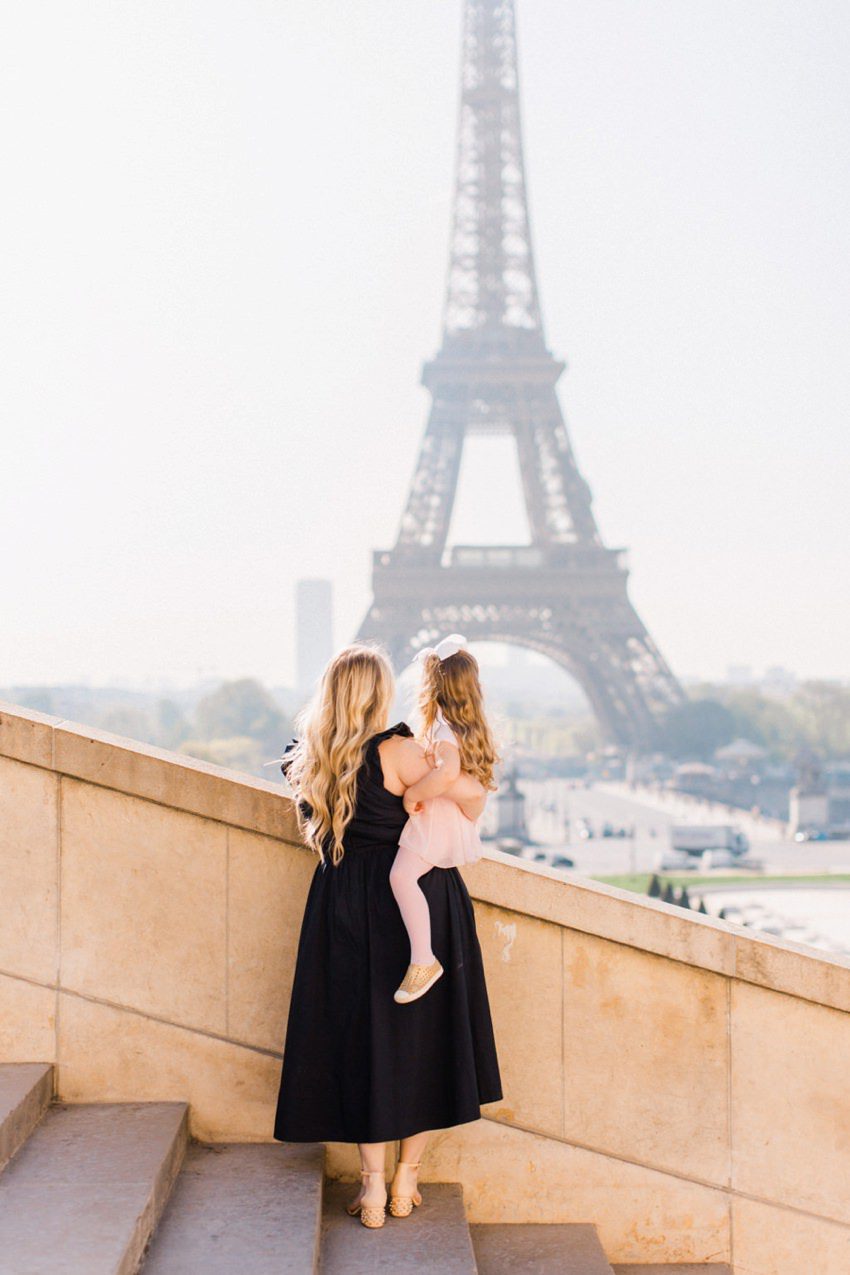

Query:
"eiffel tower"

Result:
[[357, 0, 685, 748]]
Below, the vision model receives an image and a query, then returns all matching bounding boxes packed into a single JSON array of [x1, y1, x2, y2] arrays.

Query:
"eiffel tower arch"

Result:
[[358, 0, 685, 749]]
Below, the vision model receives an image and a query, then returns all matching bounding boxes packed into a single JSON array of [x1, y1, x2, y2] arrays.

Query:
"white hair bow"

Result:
[[413, 633, 468, 663]]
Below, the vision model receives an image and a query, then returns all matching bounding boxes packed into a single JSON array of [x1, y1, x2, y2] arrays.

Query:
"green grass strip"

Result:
[[593, 872, 850, 892]]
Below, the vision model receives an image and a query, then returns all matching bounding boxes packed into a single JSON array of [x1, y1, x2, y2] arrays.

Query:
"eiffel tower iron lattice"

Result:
[[357, 0, 685, 748]]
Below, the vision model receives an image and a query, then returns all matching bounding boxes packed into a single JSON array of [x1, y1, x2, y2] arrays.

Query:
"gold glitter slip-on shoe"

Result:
[[346, 1170, 387, 1228], [393, 959, 444, 1004], [389, 1160, 422, 1217]]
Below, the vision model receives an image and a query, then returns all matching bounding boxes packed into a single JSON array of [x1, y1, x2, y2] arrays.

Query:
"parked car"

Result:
[[700, 849, 741, 870], [654, 849, 699, 872], [670, 824, 749, 857], [551, 854, 575, 870]]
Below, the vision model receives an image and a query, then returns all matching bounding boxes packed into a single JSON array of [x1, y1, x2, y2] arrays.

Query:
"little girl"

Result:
[[390, 634, 499, 1004]]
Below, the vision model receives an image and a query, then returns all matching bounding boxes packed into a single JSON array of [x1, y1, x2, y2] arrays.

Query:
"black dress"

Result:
[[273, 722, 502, 1144]]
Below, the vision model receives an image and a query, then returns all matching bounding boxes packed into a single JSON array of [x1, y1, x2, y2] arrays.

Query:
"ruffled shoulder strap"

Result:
[[364, 720, 414, 777], [373, 720, 414, 745], [279, 738, 298, 779]]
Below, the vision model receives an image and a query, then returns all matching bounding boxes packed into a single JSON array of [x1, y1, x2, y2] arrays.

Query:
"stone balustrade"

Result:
[[1, 701, 849, 1272]]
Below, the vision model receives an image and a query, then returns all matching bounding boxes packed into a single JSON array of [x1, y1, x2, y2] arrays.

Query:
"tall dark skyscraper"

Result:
[[295, 579, 333, 694]]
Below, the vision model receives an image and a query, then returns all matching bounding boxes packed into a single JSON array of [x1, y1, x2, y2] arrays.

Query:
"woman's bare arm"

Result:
[[377, 735, 432, 796], [400, 740, 460, 814]]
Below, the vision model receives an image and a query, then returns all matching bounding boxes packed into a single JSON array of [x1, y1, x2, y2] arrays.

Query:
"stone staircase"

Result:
[[0, 1064, 734, 1274]]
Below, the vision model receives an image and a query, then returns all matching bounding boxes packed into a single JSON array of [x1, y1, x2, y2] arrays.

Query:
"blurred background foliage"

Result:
[[2, 676, 848, 779]]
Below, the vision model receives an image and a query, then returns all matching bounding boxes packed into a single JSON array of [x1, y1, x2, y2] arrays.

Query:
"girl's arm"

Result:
[[445, 771, 488, 821], [382, 735, 490, 821], [402, 740, 460, 815]]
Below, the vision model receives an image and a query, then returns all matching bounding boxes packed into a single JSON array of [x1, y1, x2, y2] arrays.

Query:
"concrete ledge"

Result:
[[0, 701, 303, 844], [2, 700, 849, 1266], [0, 703, 59, 770], [462, 850, 850, 1014], [1, 700, 849, 1014]]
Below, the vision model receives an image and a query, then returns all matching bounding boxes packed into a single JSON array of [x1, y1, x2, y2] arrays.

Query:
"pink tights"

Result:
[[389, 845, 435, 965]]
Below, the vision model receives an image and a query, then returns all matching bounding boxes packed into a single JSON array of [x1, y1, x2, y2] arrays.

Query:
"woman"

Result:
[[273, 643, 502, 1228]]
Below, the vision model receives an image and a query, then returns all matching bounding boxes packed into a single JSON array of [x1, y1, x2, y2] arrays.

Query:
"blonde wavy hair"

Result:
[[417, 648, 499, 790], [285, 644, 395, 865]]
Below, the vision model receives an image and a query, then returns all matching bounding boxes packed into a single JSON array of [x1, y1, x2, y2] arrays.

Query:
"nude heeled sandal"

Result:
[[389, 1160, 422, 1217], [346, 1169, 387, 1228]]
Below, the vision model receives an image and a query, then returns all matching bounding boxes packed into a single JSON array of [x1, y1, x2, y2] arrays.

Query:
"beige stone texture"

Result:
[[733, 928, 850, 1014], [732, 1196, 850, 1275], [463, 853, 850, 1014], [60, 779, 228, 1034], [423, 1118, 730, 1263], [0, 701, 60, 769], [472, 901, 564, 1135], [731, 981, 850, 1222], [0, 973, 56, 1061], [54, 719, 301, 842], [1, 702, 850, 1266], [464, 856, 734, 975], [227, 827, 315, 1050], [0, 756, 58, 983], [56, 992, 281, 1142], [562, 928, 730, 1184]]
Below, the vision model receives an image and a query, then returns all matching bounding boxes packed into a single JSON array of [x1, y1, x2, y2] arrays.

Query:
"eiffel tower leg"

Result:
[[356, 599, 422, 671], [523, 595, 683, 749], [395, 398, 466, 558], [515, 392, 599, 546]]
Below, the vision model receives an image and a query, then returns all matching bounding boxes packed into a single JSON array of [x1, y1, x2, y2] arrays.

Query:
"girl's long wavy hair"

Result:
[[285, 644, 395, 865], [417, 649, 499, 790]]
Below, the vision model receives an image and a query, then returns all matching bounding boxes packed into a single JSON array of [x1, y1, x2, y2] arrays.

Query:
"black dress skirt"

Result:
[[273, 722, 502, 1144]]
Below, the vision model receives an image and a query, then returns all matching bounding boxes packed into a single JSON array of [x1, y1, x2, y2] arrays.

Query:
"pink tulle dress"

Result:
[[398, 712, 484, 869]]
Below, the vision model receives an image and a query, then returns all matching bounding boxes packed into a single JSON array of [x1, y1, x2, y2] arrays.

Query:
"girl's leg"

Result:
[[389, 845, 435, 965], [352, 1141, 387, 1210]]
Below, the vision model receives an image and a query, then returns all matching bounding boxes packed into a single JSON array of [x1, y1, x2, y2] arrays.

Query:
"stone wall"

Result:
[[1, 702, 849, 1273]]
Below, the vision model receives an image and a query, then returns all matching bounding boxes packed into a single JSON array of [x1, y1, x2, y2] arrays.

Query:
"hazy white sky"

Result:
[[1, 0, 848, 689]]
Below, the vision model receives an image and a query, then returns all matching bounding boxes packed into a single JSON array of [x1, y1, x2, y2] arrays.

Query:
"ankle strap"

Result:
[[397, 1160, 420, 1168], [360, 1169, 385, 1178]]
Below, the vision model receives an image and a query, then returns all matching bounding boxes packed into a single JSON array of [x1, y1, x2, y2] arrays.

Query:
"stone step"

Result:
[[141, 1141, 324, 1274], [471, 1222, 614, 1274], [0, 1062, 53, 1173], [612, 1267, 733, 1274], [0, 1099, 188, 1275], [320, 1179, 477, 1274]]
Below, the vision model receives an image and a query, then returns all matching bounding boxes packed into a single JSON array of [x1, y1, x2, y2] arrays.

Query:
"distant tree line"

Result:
[[497, 679, 849, 765], [180, 679, 294, 775], [647, 874, 709, 914], [654, 681, 850, 763], [6, 674, 847, 772], [2, 679, 294, 780]]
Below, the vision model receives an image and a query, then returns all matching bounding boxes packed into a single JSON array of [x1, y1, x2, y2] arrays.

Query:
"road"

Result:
[[492, 780, 850, 878]]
